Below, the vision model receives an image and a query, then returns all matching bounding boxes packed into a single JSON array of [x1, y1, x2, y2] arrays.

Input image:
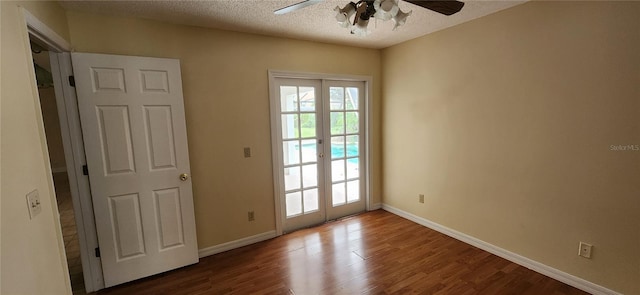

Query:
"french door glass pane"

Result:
[[284, 167, 301, 191], [331, 136, 345, 159], [302, 164, 318, 188], [332, 182, 345, 206], [347, 158, 359, 179], [299, 87, 316, 111], [286, 192, 302, 216], [332, 160, 345, 182], [282, 114, 299, 139], [283, 140, 300, 165], [300, 113, 316, 138], [346, 87, 359, 110], [330, 87, 344, 110], [301, 139, 317, 163], [303, 189, 319, 212], [345, 135, 358, 157], [280, 86, 298, 112], [345, 112, 358, 133], [347, 180, 360, 203], [330, 112, 344, 135]]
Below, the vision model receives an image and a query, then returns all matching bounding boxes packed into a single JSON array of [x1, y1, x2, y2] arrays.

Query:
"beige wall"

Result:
[[3, 1, 634, 293], [65, 11, 382, 248], [382, 1, 639, 294], [39, 86, 67, 171], [1, 1, 71, 294]]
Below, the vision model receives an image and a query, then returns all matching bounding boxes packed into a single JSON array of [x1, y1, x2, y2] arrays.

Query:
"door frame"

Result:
[[268, 70, 373, 236], [23, 8, 105, 292]]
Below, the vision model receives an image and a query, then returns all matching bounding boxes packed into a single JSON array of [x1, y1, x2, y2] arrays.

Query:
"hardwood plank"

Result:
[[94, 210, 588, 295]]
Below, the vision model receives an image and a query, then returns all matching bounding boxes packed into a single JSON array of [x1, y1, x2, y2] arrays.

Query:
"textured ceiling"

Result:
[[59, 0, 526, 49]]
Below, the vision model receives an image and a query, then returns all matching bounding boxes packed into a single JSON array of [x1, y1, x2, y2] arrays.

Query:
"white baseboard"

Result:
[[381, 204, 621, 295], [198, 230, 278, 258], [369, 202, 382, 210]]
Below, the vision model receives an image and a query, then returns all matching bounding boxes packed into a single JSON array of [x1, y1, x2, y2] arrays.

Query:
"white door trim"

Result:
[[23, 8, 105, 292], [268, 70, 373, 236], [22, 8, 71, 52], [50, 53, 105, 291]]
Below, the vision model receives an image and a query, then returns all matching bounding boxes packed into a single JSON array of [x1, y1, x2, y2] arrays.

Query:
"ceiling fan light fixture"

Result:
[[392, 9, 412, 30], [351, 16, 370, 36], [275, 0, 464, 36], [374, 0, 399, 21], [334, 2, 357, 27], [335, 0, 415, 35]]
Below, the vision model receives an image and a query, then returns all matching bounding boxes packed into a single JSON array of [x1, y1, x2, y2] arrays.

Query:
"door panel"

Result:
[[72, 52, 198, 287], [144, 106, 177, 170], [153, 188, 184, 249], [97, 106, 136, 175], [109, 193, 144, 259], [324, 82, 366, 220], [274, 79, 325, 232]]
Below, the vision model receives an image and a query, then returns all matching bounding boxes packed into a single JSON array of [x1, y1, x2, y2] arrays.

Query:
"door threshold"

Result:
[[283, 210, 367, 234]]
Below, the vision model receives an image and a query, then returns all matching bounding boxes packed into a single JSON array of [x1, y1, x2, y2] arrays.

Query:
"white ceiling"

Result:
[[59, 0, 526, 49]]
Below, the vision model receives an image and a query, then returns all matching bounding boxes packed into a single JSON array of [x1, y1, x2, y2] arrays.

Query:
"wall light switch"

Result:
[[244, 147, 251, 158], [26, 189, 42, 219]]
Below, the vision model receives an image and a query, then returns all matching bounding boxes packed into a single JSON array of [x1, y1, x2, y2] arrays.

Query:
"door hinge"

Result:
[[68, 76, 76, 87], [95, 247, 101, 258], [82, 165, 89, 176]]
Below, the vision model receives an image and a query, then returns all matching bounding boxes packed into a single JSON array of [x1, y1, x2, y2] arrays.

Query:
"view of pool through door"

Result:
[[270, 75, 367, 233]]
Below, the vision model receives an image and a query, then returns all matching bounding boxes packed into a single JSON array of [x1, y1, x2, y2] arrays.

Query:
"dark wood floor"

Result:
[[95, 210, 587, 295], [53, 172, 86, 294]]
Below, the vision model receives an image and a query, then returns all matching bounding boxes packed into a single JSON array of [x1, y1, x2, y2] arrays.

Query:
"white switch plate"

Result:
[[578, 242, 593, 259], [26, 189, 42, 219]]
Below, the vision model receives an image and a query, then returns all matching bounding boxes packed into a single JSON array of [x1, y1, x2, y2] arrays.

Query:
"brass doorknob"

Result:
[[179, 173, 189, 181]]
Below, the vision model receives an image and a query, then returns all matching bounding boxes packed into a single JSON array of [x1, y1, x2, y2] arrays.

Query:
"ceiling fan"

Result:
[[274, 0, 464, 35], [275, 0, 464, 16]]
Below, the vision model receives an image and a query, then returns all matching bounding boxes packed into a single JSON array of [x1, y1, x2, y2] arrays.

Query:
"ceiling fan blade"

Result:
[[274, 0, 324, 15], [404, 0, 465, 16]]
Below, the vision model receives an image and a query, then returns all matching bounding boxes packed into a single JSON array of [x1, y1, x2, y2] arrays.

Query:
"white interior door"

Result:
[[72, 52, 198, 287], [272, 77, 366, 233]]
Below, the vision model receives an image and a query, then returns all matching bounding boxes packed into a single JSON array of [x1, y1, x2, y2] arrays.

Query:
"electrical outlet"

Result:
[[244, 147, 251, 158], [578, 242, 593, 258], [26, 189, 42, 219], [418, 194, 425, 203], [248, 211, 255, 221]]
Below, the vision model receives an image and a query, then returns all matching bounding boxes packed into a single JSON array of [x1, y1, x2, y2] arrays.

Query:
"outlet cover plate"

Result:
[[578, 242, 592, 258], [26, 189, 42, 219]]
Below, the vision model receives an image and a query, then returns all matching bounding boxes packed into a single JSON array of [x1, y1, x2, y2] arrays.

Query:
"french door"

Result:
[[271, 77, 366, 233]]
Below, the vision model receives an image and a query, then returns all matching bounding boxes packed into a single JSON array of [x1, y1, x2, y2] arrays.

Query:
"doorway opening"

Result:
[[30, 40, 86, 295], [269, 71, 373, 235]]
